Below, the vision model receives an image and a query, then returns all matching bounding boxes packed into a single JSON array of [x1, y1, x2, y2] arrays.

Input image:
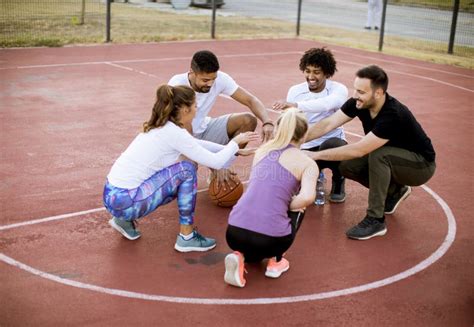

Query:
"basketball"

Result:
[[208, 174, 244, 207]]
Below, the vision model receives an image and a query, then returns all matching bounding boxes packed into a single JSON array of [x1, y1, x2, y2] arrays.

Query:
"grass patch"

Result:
[[1, 1, 472, 69], [299, 24, 474, 69], [389, 0, 474, 12]]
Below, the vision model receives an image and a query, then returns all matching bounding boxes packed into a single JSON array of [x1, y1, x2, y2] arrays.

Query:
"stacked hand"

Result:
[[272, 101, 297, 111], [232, 131, 260, 145]]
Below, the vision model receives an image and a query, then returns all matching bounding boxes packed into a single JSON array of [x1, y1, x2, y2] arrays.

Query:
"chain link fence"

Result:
[[1, 0, 472, 62], [0, 0, 106, 47]]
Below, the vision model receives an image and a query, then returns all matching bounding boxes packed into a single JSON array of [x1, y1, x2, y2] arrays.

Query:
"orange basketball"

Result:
[[208, 174, 244, 207]]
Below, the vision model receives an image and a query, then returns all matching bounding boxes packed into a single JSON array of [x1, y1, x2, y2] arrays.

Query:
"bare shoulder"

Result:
[[279, 147, 317, 179], [282, 147, 315, 164]]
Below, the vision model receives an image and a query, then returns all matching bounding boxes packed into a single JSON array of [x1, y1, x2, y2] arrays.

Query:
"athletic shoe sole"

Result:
[[329, 195, 346, 203], [347, 227, 387, 240], [265, 264, 290, 278], [108, 218, 141, 241], [224, 253, 245, 288], [385, 186, 412, 215], [174, 243, 216, 253]]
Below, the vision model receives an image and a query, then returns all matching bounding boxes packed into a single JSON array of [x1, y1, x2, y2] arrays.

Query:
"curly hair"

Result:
[[299, 47, 337, 77]]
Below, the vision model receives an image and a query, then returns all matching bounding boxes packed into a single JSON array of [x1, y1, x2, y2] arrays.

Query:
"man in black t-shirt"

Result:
[[304, 65, 436, 240]]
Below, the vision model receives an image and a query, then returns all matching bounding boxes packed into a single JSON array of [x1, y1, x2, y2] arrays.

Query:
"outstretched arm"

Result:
[[305, 109, 353, 142], [297, 83, 348, 113], [231, 87, 274, 142], [175, 130, 259, 169], [305, 132, 388, 161]]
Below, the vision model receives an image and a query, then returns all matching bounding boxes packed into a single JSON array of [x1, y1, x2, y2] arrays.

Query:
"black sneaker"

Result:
[[329, 177, 346, 203], [346, 215, 387, 240], [385, 186, 412, 215]]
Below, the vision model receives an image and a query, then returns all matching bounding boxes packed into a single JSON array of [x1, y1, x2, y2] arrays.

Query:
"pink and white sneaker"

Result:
[[265, 257, 290, 278], [224, 251, 246, 288]]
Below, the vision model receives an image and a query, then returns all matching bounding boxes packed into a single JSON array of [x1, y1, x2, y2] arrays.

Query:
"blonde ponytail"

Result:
[[256, 108, 308, 157]]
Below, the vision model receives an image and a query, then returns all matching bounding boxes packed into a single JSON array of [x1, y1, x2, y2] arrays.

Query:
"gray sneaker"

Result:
[[346, 215, 387, 240], [385, 186, 412, 215], [329, 177, 346, 203], [174, 230, 216, 252], [108, 217, 141, 240]]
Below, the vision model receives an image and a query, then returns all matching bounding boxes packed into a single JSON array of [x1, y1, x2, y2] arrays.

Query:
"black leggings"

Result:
[[305, 137, 347, 180], [226, 211, 305, 263]]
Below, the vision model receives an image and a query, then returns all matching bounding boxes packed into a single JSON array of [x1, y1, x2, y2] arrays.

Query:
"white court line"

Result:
[[0, 186, 219, 232], [0, 45, 462, 301], [337, 59, 474, 93], [3, 36, 469, 79], [0, 129, 457, 304], [105, 62, 160, 79], [2, 49, 471, 92], [0, 51, 302, 70], [333, 49, 474, 79], [104, 56, 474, 94], [0, 184, 456, 305]]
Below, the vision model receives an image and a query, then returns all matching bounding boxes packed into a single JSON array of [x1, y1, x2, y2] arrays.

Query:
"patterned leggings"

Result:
[[103, 161, 197, 225]]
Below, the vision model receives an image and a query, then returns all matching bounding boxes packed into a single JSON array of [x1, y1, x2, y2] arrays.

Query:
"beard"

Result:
[[197, 86, 211, 93], [356, 96, 375, 109]]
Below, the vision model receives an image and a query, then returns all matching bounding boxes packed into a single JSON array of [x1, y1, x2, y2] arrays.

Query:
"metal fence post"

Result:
[[106, 0, 111, 42], [296, 0, 302, 36], [448, 0, 460, 54], [378, 0, 388, 51], [80, 0, 86, 25], [211, 0, 217, 39]]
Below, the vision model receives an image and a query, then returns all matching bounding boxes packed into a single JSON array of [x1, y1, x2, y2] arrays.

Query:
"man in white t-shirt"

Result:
[[169, 50, 274, 184], [273, 48, 348, 203]]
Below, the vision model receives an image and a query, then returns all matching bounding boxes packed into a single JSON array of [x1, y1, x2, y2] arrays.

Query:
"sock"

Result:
[[180, 232, 194, 240]]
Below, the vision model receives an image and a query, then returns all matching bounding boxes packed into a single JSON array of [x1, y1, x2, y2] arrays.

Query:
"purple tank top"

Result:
[[228, 145, 300, 237]]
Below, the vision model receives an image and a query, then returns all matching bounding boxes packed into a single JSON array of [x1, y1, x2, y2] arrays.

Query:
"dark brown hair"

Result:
[[356, 65, 389, 93], [191, 50, 220, 74], [143, 84, 195, 132]]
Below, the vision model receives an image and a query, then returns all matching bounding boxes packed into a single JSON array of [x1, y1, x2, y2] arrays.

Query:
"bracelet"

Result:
[[262, 121, 274, 128]]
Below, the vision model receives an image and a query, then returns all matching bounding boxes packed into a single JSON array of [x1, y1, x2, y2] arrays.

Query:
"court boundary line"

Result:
[[2, 49, 472, 92], [332, 49, 474, 79], [0, 185, 456, 305], [1, 37, 471, 79], [0, 186, 222, 232], [0, 39, 461, 305], [1, 46, 472, 80]]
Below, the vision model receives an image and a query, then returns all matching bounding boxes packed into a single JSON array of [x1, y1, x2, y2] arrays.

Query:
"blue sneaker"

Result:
[[108, 217, 141, 240], [174, 230, 216, 252]]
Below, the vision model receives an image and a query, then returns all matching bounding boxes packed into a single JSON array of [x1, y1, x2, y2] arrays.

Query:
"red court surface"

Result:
[[0, 39, 473, 326]]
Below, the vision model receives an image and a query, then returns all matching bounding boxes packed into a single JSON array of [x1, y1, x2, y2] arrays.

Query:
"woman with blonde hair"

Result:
[[104, 84, 259, 252], [224, 108, 319, 287]]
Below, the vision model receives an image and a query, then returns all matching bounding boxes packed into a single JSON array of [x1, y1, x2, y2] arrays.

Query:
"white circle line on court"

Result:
[[0, 186, 220, 232], [0, 184, 456, 305]]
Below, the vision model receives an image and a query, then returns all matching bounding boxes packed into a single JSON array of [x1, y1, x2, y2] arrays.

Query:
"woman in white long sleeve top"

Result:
[[104, 84, 259, 252]]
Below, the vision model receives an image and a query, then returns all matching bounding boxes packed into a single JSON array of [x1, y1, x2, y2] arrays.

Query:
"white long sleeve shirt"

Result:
[[107, 122, 238, 189], [287, 79, 348, 149]]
